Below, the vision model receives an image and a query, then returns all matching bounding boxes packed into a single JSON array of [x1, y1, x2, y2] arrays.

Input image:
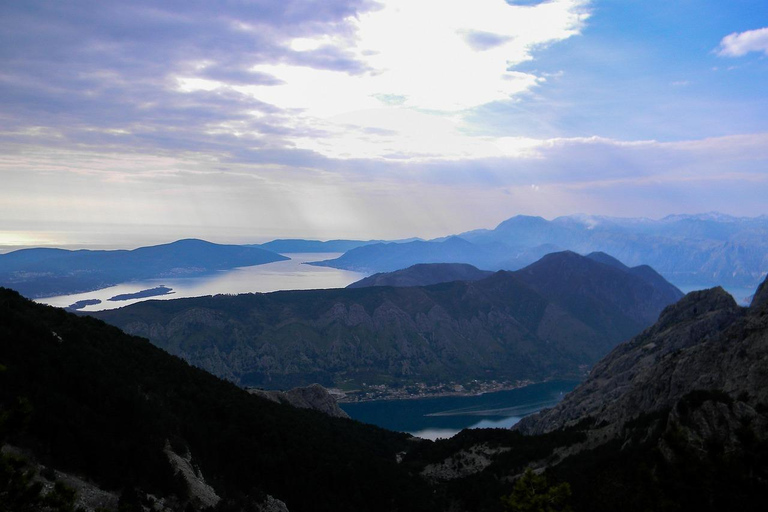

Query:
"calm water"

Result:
[[36, 253, 367, 312], [341, 380, 578, 440]]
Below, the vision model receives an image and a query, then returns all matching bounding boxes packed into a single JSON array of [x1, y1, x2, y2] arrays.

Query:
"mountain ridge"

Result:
[[92, 251, 682, 390], [313, 213, 768, 290], [0, 239, 288, 298]]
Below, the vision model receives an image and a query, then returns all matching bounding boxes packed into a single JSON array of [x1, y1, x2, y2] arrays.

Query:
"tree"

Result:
[[502, 468, 572, 512]]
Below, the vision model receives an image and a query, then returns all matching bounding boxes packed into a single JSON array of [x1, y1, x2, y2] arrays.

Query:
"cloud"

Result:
[[717, 27, 768, 57], [246, 0, 590, 113]]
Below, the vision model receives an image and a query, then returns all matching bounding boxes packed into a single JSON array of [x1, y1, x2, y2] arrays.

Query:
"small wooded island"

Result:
[[108, 286, 174, 302]]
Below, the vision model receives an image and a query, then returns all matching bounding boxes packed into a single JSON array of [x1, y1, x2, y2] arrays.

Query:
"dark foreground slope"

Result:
[[94, 252, 682, 389], [0, 288, 434, 512], [398, 276, 768, 512], [0, 239, 288, 298]]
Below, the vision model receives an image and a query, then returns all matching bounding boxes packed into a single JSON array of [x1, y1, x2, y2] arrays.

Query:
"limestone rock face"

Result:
[[164, 441, 221, 509], [516, 279, 768, 444], [752, 277, 768, 309], [255, 495, 290, 512], [420, 444, 510, 482], [516, 288, 745, 434], [249, 384, 349, 419]]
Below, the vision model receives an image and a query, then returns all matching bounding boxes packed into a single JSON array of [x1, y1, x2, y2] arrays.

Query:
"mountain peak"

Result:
[[585, 251, 629, 270], [494, 215, 548, 230], [654, 286, 739, 331], [751, 276, 768, 310]]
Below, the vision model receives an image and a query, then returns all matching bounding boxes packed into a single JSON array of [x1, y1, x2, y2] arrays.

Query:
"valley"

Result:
[[6, 2, 768, 510]]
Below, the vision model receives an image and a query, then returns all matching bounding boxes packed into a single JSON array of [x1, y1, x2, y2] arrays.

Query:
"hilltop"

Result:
[[93, 252, 682, 390]]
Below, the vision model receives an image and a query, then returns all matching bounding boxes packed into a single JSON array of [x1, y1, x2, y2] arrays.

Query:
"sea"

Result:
[[340, 380, 579, 440], [36, 253, 367, 312]]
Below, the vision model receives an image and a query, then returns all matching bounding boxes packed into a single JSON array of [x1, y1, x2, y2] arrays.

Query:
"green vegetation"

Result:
[[501, 469, 572, 512]]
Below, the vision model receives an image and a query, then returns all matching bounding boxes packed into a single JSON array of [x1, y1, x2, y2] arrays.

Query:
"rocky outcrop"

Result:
[[420, 444, 510, 482], [516, 279, 768, 448], [249, 384, 349, 419], [254, 495, 290, 512], [752, 277, 768, 309], [164, 441, 220, 509]]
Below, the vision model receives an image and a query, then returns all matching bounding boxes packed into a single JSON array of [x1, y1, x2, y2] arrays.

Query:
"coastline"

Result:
[[331, 379, 538, 404]]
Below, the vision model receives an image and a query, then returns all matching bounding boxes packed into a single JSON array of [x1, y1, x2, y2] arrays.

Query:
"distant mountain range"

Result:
[[257, 239, 380, 253], [310, 236, 557, 274], [92, 251, 682, 389], [311, 213, 768, 291], [256, 237, 422, 254], [0, 239, 287, 298]]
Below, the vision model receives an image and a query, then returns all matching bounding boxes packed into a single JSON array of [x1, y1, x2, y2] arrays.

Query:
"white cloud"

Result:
[[170, 0, 589, 161], [247, 0, 588, 113], [717, 27, 768, 57]]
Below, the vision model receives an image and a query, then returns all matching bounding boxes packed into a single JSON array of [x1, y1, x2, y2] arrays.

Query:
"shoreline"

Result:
[[332, 379, 538, 404]]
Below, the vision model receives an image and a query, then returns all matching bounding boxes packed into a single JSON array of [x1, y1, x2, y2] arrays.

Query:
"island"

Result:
[[108, 286, 174, 302], [66, 299, 102, 310]]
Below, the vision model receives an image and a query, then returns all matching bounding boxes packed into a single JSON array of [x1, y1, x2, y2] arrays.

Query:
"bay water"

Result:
[[341, 380, 579, 440], [36, 253, 367, 311]]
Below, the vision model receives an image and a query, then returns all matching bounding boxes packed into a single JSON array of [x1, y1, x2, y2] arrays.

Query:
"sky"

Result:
[[1, 0, 767, 248]]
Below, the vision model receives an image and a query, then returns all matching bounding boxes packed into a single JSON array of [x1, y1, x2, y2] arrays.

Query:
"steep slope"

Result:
[[92, 252, 681, 390], [0, 288, 434, 512], [399, 276, 768, 512], [515, 286, 748, 436], [0, 239, 288, 298], [347, 263, 493, 289], [248, 383, 349, 418], [517, 251, 683, 339]]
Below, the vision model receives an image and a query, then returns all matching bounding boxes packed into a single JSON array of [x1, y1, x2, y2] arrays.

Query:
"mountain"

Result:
[[0, 287, 435, 512], [397, 275, 768, 512], [92, 252, 682, 390], [310, 237, 555, 274], [257, 239, 382, 254], [313, 213, 768, 291], [2, 270, 760, 512], [515, 283, 762, 437], [0, 239, 288, 298], [347, 263, 493, 289]]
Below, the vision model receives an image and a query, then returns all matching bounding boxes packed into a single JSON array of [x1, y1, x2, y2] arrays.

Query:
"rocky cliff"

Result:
[[248, 383, 349, 418], [516, 280, 768, 446], [397, 276, 768, 512]]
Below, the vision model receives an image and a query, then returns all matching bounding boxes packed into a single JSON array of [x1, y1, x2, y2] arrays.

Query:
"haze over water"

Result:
[[37, 253, 368, 312]]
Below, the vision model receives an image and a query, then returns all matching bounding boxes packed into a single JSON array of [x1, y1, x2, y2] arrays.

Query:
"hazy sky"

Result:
[[2, 0, 767, 247]]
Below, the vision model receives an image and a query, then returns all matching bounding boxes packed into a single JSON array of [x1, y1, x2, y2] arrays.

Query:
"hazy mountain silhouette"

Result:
[[0, 239, 288, 297], [347, 263, 493, 289], [313, 213, 768, 290]]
